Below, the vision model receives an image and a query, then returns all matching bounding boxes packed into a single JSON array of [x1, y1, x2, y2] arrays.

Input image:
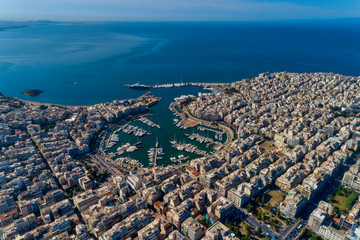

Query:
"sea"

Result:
[[1, 21, 360, 166]]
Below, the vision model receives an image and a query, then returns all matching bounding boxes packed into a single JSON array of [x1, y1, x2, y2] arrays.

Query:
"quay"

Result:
[[154, 141, 159, 167], [197, 126, 222, 134], [171, 141, 209, 157], [125, 82, 228, 89], [186, 133, 223, 148]]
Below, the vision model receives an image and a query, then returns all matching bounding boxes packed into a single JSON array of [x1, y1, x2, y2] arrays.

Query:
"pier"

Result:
[[171, 140, 209, 157], [186, 133, 223, 148], [125, 82, 228, 89], [139, 117, 161, 128], [154, 141, 159, 167], [197, 126, 224, 141]]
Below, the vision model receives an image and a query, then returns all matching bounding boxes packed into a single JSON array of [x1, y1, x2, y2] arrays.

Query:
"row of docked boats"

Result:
[[170, 140, 207, 155], [116, 141, 142, 155], [139, 117, 161, 129], [106, 133, 119, 148], [170, 155, 189, 163], [120, 124, 149, 137], [175, 121, 189, 130], [148, 145, 164, 166]]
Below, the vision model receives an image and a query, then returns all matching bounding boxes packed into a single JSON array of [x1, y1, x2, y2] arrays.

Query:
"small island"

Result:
[[23, 89, 44, 97]]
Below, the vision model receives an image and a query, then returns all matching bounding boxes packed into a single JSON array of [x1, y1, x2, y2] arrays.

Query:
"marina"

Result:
[[100, 86, 229, 167]]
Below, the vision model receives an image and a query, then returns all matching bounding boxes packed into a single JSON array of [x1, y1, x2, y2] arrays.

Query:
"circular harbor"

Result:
[[99, 86, 229, 169]]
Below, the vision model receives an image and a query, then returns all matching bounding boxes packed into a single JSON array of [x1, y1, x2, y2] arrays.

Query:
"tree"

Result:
[[336, 185, 345, 196], [261, 195, 266, 204], [261, 211, 266, 221], [346, 192, 358, 209], [61, 111, 70, 120], [310, 235, 323, 240], [256, 227, 261, 236], [275, 208, 280, 218], [225, 219, 230, 227], [299, 228, 307, 239], [256, 209, 261, 219], [247, 203, 254, 213], [266, 202, 271, 210]]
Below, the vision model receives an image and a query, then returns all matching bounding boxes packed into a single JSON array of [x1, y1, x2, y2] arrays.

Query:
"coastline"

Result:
[[19, 82, 227, 107]]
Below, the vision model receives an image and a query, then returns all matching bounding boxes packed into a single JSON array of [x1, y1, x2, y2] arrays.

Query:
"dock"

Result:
[[197, 126, 224, 141], [125, 82, 228, 89], [171, 141, 209, 157], [186, 133, 223, 148], [154, 141, 159, 167]]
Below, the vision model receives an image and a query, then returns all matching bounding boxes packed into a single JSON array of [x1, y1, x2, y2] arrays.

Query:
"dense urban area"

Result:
[[1, 72, 360, 240]]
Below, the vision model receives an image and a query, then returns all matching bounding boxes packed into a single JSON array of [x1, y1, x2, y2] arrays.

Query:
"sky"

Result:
[[0, 0, 359, 21]]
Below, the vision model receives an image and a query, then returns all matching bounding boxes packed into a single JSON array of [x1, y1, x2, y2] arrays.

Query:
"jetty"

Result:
[[186, 133, 223, 148], [197, 126, 224, 141], [119, 124, 150, 137], [125, 82, 228, 89], [148, 140, 164, 167], [154, 141, 158, 167], [170, 140, 208, 157], [139, 117, 161, 128]]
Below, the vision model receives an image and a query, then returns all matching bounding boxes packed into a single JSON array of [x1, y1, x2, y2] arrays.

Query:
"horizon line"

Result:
[[1, 17, 360, 24]]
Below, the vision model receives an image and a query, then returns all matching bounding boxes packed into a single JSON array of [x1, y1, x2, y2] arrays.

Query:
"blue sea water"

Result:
[[0, 21, 360, 105], [1, 21, 360, 166]]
